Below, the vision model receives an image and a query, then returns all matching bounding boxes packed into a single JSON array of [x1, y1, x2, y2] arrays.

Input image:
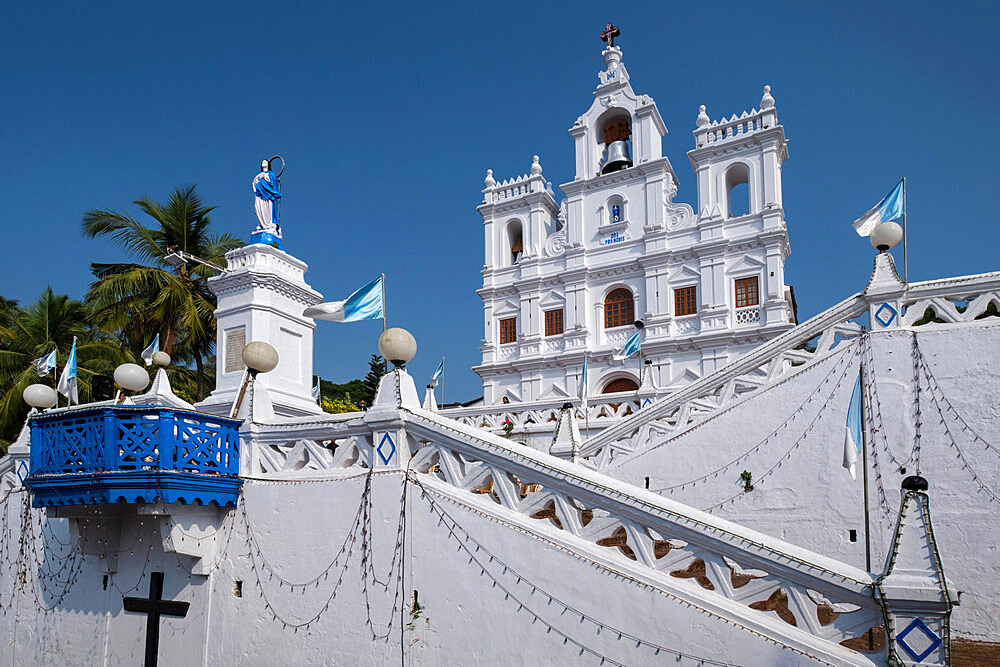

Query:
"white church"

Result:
[[1, 28, 998, 666], [475, 40, 794, 407]]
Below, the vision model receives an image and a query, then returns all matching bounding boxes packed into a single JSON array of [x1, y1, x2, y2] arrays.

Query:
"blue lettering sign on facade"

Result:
[[603, 232, 627, 246]]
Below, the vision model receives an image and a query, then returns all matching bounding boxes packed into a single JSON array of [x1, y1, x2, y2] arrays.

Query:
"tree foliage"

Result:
[[0, 288, 127, 451], [81, 185, 241, 400], [362, 354, 387, 406]]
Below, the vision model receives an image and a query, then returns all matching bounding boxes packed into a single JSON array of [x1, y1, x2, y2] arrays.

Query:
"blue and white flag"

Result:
[[580, 355, 589, 408], [32, 349, 57, 377], [852, 179, 904, 237], [312, 378, 321, 402], [431, 358, 444, 387], [57, 337, 79, 405], [843, 372, 863, 480], [141, 334, 159, 366], [304, 275, 384, 323], [613, 331, 642, 361]]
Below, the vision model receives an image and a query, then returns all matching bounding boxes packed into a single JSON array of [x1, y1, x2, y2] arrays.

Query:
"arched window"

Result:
[[602, 377, 639, 394], [604, 288, 634, 328], [725, 163, 750, 218]]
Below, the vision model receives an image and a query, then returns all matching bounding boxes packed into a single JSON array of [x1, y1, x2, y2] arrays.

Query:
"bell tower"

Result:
[[472, 26, 796, 411], [688, 86, 787, 228]]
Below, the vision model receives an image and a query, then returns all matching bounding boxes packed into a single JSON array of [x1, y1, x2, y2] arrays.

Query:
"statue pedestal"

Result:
[[195, 244, 323, 418], [249, 230, 283, 250]]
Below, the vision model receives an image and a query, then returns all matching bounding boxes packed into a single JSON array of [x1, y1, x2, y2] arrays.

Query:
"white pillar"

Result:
[[196, 244, 324, 418]]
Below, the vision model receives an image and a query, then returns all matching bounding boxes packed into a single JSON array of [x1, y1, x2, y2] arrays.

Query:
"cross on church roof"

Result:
[[123, 572, 190, 667], [600, 23, 620, 47]]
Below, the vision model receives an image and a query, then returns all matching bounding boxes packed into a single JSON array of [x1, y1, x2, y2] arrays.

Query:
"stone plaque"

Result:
[[224, 329, 246, 374]]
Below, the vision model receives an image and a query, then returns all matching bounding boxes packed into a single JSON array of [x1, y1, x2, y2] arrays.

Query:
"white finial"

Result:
[[530, 155, 542, 176], [484, 169, 496, 187], [696, 105, 710, 128], [761, 85, 774, 110]]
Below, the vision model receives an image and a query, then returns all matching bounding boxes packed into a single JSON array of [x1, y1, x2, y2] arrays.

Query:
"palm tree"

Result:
[[0, 288, 124, 449], [82, 185, 241, 400]]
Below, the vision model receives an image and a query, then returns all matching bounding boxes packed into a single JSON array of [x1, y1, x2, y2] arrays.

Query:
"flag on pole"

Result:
[[431, 358, 444, 387], [852, 179, 905, 237], [843, 372, 863, 480], [312, 378, 321, 402], [580, 355, 589, 408], [303, 275, 384, 322], [613, 331, 642, 361], [141, 334, 160, 366], [57, 337, 79, 405], [31, 349, 57, 377]]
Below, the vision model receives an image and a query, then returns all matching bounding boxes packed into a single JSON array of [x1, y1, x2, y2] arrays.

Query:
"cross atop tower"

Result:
[[600, 23, 620, 47]]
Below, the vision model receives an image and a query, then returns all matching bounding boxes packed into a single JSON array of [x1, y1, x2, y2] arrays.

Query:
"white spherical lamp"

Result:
[[23, 384, 57, 409], [378, 328, 417, 368], [152, 351, 171, 367], [242, 341, 278, 375], [870, 220, 903, 252], [115, 363, 151, 392]]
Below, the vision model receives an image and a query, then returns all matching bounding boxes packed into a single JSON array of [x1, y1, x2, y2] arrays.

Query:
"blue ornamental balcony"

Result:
[[24, 406, 242, 508]]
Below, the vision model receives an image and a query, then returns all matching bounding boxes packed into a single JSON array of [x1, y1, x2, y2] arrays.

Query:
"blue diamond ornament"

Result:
[[377, 432, 396, 465], [875, 302, 898, 327], [896, 617, 942, 662]]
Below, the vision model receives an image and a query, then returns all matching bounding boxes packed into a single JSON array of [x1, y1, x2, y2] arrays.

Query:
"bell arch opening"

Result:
[[725, 163, 750, 218], [504, 219, 524, 266], [596, 109, 634, 175]]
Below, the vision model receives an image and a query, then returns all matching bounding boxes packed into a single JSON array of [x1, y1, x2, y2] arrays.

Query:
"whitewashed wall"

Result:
[[0, 473, 866, 665], [607, 324, 1000, 641]]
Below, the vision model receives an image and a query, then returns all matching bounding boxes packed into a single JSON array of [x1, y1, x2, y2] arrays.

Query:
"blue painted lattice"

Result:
[[24, 406, 242, 508], [896, 617, 942, 662]]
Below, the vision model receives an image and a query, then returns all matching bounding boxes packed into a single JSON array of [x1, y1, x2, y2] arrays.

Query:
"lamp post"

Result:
[[230, 341, 279, 418], [870, 220, 903, 253], [113, 363, 151, 403], [378, 328, 417, 369], [23, 384, 58, 411]]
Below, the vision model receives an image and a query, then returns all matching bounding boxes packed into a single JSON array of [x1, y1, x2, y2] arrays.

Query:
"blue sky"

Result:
[[4, 2, 998, 401]]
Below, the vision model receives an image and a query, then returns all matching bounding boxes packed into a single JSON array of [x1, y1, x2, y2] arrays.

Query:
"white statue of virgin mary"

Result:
[[252, 160, 281, 232]]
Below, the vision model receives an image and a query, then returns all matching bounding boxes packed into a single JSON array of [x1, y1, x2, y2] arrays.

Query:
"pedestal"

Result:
[[195, 243, 323, 417]]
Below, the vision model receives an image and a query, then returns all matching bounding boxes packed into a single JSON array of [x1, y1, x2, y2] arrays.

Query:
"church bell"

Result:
[[602, 141, 633, 174], [601, 118, 633, 174]]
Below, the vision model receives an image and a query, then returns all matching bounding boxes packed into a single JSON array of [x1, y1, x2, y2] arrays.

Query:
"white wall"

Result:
[[607, 324, 1000, 641]]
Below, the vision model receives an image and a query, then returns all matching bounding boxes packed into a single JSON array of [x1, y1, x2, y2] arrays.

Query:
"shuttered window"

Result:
[[499, 317, 517, 344], [674, 286, 697, 316], [604, 289, 634, 329], [735, 277, 759, 308], [544, 309, 564, 336]]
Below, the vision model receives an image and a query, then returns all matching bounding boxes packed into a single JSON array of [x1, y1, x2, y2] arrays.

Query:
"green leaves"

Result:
[[0, 288, 127, 450], [81, 185, 240, 400]]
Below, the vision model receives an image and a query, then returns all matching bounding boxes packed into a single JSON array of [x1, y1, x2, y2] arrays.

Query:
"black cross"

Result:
[[600, 22, 620, 47], [123, 572, 190, 667]]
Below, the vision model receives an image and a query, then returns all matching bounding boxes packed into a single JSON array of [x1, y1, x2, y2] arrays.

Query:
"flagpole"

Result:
[[902, 177, 908, 282], [381, 273, 387, 333], [441, 356, 445, 405], [583, 355, 589, 439], [859, 361, 874, 650]]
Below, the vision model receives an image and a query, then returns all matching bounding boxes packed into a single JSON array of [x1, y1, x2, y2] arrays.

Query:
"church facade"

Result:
[[475, 42, 795, 405]]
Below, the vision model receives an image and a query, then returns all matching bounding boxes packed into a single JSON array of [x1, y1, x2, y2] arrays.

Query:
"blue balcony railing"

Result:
[[24, 406, 242, 508]]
